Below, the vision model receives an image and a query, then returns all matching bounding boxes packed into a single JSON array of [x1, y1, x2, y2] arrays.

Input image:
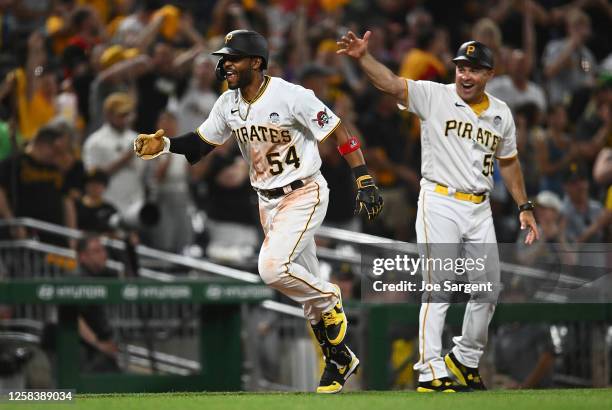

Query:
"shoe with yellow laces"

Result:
[[444, 351, 487, 390], [321, 286, 347, 345]]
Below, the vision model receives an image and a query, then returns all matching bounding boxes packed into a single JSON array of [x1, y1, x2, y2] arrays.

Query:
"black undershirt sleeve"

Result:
[[169, 132, 216, 164]]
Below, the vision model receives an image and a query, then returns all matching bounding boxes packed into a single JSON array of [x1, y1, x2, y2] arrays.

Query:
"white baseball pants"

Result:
[[414, 181, 500, 381], [258, 173, 339, 323]]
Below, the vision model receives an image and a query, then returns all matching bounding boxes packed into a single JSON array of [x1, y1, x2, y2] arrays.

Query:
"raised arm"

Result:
[[337, 31, 407, 103]]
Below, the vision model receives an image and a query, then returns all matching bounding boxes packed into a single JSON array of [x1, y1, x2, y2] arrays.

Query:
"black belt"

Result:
[[257, 180, 305, 199]]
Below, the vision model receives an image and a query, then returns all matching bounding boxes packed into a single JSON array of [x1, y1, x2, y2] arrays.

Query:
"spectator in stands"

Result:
[[45, 0, 78, 57], [113, 0, 161, 47], [65, 5, 105, 55], [487, 49, 547, 114], [543, 8, 596, 105], [398, 26, 450, 82], [132, 11, 205, 135], [402, 7, 433, 54], [83, 92, 147, 219], [0, 124, 76, 246], [472, 18, 511, 76], [1, 32, 58, 142], [86, 44, 149, 132], [536, 104, 578, 197], [574, 81, 611, 163], [562, 162, 608, 244], [48, 118, 86, 201], [516, 190, 575, 268], [358, 92, 418, 240], [191, 141, 258, 267], [133, 40, 186, 134], [593, 146, 612, 188], [76, 235, 120, 373], [0, 1, 20, 55], [514, 103, 542, 198], [75, 169, 117, 235], [173, 54, 219, 135], [149, 111, 193, 253], [299, 63, 334, 106]]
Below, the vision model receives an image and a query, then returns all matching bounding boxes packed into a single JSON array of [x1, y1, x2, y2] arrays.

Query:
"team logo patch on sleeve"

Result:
[[312, 108, 331, 128]]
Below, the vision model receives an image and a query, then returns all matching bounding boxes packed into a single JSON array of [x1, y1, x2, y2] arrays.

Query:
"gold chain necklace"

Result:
[[237, 77, 267, 121]]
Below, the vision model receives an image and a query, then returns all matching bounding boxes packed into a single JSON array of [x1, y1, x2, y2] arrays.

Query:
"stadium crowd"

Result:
[[0, 0, 610, 250]]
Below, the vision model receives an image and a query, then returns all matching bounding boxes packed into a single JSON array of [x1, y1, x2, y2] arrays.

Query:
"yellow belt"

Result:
[[434, 184, 486, 204]]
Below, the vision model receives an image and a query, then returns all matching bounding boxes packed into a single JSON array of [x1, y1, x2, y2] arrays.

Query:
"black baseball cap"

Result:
[[563, 162, 589, 183], [452, 40, 494, 69]]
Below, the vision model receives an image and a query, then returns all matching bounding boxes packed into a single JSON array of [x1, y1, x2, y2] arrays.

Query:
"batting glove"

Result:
[[355, 174, 384, 220], [134, 129, 169, 160]]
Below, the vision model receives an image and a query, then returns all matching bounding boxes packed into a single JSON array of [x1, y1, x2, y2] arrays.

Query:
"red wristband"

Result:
[[337, 136, 361, 156]]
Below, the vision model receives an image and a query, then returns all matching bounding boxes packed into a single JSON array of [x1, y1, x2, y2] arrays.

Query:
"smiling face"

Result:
[[454, 61, 494, 104], [223, 55, 261, 90]]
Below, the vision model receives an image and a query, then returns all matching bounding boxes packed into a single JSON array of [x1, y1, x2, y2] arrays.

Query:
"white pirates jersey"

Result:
[[402, 79, 517, 194], [196, 76, 340, 190]]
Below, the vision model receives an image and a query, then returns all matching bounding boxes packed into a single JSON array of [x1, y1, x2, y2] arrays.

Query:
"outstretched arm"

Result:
[[337, 31, 407, 103], [329, 125, 383, 220], [134, 129, 215, 164]]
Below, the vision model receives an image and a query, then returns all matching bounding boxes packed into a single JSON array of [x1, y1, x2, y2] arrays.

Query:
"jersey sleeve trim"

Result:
[[495, 151, 518, 160], [195, 127, 221, 146], [318, 119, 342, 143], [396, 78, 410, 111]]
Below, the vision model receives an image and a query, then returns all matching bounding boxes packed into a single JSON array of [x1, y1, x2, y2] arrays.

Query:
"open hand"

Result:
[[520, 211, 540, 245], [336, 30, 371, 59]]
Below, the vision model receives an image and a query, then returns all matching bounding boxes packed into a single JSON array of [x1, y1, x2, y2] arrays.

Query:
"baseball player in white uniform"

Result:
[[338, 32, 539, 392], [133, 30, 383, 393]]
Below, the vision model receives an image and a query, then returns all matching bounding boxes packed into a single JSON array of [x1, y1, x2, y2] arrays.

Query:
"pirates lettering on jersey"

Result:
[[232, 125, 292, 145], [443, 120, 501, 152]]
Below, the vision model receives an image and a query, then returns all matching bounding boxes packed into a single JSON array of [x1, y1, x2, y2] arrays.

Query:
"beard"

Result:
[[228, 67, 254, 90]]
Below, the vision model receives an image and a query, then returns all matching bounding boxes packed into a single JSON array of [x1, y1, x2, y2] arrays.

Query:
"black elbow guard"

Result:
[[169, 132, 215, 164]]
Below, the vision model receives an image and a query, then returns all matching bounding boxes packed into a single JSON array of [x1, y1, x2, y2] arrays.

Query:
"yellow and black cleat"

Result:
[[416, 377, 473, 393], [321, 287, 347, 345], [445, 351, 487, 390], [316, 346, 360, 394]]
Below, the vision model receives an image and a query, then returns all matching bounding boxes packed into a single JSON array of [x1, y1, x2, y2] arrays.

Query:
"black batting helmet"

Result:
[[452, 41, 494, 69], [212, 30, 269, 80]]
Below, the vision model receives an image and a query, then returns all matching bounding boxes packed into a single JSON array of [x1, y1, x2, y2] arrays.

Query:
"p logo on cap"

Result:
[[466, 45, 475, 55], [225, 33, 233, 43]]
